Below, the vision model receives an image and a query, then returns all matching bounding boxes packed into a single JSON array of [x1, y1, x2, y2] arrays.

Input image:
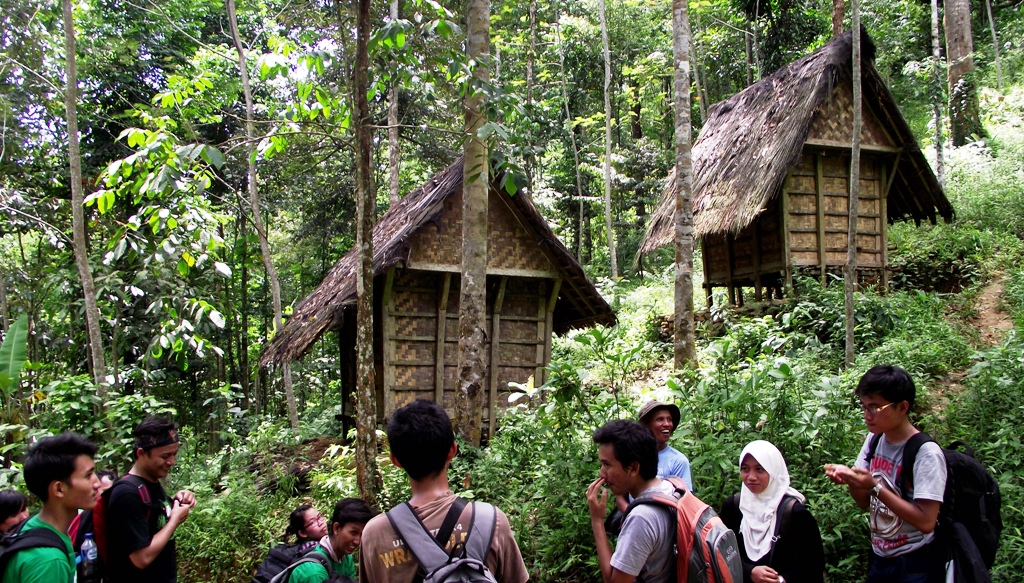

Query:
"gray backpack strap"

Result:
[[268, 552, 330, 583], [463, 502, 496, 563], [387, 502, 455, 573]]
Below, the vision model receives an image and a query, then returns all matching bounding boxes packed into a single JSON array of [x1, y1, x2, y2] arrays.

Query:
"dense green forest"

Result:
[[2, 0, 1024, 581]]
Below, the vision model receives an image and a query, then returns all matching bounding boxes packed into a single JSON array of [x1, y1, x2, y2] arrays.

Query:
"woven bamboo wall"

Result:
[[382, 268, 554, 438], [703, 196, 785, 286], [785, 150, 884, 273], [807, 81, 895, 149], [407, 187, 558, 274]]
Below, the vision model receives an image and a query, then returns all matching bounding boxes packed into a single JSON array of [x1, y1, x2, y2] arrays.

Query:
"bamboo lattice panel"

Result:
[[807, 81, 894, 148], [786, 152, 884, 268], [406, 188, 557, 273]]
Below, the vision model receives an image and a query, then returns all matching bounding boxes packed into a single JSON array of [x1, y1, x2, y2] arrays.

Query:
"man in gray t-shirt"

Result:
[[587, 420, 675, 583], [825, 365, 947, 583]]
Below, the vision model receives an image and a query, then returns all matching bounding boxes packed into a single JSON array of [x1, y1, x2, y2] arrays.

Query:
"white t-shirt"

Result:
[[854, 433, 946, 557], [612, 480, 676, 583]]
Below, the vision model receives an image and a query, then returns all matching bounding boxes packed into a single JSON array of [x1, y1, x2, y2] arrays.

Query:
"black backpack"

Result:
[[265, 546, 354, 583], [0, 517, 68, 578], [251, 540, 319, 583], [867, 433, 1002, 581]]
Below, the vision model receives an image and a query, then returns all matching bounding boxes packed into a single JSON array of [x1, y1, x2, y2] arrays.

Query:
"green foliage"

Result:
[[0, 315, 28, 393], [944, 329, 1024, 581], [29, 376, 176, 471], [888, 222, 992, 293]]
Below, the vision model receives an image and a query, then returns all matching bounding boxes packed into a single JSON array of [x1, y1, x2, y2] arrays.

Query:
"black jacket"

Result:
[[720, 493, 825, 583]]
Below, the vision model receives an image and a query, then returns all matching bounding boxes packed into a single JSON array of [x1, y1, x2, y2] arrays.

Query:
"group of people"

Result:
[[2, 417, 194, 583], [2, 363, 947, 583], [586, 364, 948, 583]]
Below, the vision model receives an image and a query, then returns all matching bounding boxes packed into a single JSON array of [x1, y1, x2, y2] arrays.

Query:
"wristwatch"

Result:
[[870, 482, 883, 497]]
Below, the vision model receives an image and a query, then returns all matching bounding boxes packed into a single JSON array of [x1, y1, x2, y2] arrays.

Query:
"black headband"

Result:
[[135, 428, 179, 452]]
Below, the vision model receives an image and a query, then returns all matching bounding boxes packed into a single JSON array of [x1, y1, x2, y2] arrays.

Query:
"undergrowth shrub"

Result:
[[945, 332, 1024, 582], [888, 222, 991, 292]]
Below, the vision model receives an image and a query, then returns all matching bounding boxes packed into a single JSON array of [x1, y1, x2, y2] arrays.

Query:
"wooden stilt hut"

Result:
[[639, 29, 953, 306], [261, 159, 615, 437]]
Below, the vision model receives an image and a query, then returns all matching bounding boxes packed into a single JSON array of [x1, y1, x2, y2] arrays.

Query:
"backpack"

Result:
[[69, 474, 155, 580], [0, 517, 68, 578], [251, 540, 319, 583], [625, 477, 743, 583], [385, 497, 498, 583], [267, 547, 354, 583], [867, 433, 1002, 582]]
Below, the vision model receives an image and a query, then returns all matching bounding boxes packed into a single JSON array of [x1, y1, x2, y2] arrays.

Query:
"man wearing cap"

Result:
[[106, 417, 196, 583], [638, 400, 693, 491]]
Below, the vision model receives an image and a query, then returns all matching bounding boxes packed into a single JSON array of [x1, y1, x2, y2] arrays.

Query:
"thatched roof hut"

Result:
[[640, 29, 952, 304], [262, 159, 614, 433]]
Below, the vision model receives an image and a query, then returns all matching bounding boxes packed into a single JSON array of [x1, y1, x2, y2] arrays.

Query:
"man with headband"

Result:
[[106, 417, 196, 583]]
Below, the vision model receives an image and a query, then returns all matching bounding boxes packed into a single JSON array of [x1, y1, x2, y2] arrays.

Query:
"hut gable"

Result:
[[806, 81, 894, 149], [638, 29, 953, 257], [406, 187, 559, 276], [262, 158, 614, 366]]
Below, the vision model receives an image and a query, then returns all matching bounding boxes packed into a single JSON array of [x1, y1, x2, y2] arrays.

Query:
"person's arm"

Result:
[[16, 553, 73, 583], [586, 478, 640, 583], [824, 466, 940, 533], [128, 496, 194, 569]]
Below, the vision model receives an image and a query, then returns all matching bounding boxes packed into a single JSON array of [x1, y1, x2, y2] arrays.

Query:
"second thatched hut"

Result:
[[640, 29, 953, 305]]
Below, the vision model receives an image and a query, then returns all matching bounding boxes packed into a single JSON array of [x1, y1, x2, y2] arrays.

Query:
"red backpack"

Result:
[[70, 475, 153, 565], [625, 477, 743, 583]]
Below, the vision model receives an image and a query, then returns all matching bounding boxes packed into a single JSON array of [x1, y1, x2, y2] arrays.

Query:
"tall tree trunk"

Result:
[[945, 0, 984, 146], [62, 0, 107, 394], [387, 0, 401, 205], [845, 22, 862, 368], [673, 0, 697, 368], [599, 0, 618, 278], [226, 0, 299, 429], [525, 0, 537, 191], [554, 0, 586, 261], [238, 212, 252, 406], [690, 42, 707, 125], [985, 0, 1002, 91], [456, 0, 490, 446], [745, 22, 754, 86], [354, 0, 381, 503], [932, 0, 945, 187], [832, 0, 844, 37]]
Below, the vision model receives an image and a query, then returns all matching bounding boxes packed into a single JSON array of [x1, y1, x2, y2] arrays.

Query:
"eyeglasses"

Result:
[[304, 514, 326, 529], [859, 402, 896, 416]]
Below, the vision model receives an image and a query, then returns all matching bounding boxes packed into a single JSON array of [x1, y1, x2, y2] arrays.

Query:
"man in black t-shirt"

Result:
[[106, 417, 196, 583]]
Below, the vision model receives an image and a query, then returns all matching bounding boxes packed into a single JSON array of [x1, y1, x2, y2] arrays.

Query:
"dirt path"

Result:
[[973, 275, 1015, 346]]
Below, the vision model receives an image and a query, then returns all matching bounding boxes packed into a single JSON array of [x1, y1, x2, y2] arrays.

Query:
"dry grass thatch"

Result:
[[262, 158, 615, 364], [639, 29, 953, 256]]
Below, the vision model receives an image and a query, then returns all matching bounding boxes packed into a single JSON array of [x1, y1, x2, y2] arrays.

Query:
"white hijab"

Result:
[[737, 440, 806, 561]]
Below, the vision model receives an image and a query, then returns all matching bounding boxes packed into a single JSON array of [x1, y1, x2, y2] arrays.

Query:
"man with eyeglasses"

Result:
[[824, 365, 947, 583]]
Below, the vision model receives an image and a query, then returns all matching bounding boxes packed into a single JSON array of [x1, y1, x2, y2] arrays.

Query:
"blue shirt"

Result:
[[658, 445, 694, 492]]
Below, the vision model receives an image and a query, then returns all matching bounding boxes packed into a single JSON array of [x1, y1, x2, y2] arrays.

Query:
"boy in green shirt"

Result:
[[287, 498, 375, 583], [1, 432, 101, 583]]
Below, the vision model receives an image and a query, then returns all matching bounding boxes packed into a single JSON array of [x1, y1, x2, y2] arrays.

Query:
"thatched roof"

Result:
[[639, 28, 953, 256], [262, 159, 615, 364]]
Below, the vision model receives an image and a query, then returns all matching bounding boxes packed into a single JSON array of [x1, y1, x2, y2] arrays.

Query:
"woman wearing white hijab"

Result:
[[719, 440, 825, 583]]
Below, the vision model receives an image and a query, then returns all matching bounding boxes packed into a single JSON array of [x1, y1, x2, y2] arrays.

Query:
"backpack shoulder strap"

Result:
[[766, 495, 798, 567], [118, 474, 153, 505], [268, 550, 330, 583], [386, 502, 458, 574], [463, 502, 496, 563], [0, 520, 67, 572], [898, 432, 935, 498], [865, 432, 883, 468]]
